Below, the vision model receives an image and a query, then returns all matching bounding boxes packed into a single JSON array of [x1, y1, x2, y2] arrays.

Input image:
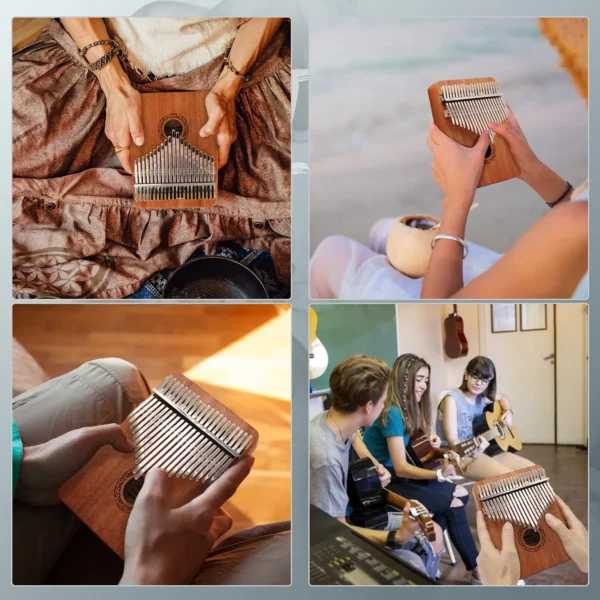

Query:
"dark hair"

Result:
[[329, 354, 390, 413], [381, 353, 431, 436], [460, 356, 497, 402]]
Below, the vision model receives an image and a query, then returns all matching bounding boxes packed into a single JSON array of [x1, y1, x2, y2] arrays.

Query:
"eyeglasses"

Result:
[[469, 374, 491, 385]]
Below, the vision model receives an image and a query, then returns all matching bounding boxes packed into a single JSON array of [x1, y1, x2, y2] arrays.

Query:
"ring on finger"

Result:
[[113, 145, 130, 154]]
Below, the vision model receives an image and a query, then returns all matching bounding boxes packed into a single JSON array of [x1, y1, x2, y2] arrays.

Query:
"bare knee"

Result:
[[450, 497, 464, 508], [453, 485, 468, 497]]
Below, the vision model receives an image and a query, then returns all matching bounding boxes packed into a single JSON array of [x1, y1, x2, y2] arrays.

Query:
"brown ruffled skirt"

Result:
[[13, 19, 291, 299]]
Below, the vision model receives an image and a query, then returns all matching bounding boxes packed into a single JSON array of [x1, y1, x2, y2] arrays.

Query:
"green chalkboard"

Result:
[[311, 304, 398, 391]]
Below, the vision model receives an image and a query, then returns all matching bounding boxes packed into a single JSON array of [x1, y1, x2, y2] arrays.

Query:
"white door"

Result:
[[480, 304, 555, 444]]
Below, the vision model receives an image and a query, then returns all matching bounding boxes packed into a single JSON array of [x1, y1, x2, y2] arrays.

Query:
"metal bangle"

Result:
[[431, 234, 469, 259]]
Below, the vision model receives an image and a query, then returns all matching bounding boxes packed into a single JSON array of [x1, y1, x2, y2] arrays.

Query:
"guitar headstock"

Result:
[[455, 438, 478, 457], [407, 500, 436, 542]]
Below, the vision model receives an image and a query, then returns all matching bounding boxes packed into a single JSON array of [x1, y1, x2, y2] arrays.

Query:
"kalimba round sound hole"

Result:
[[484, 143, 495, 162], [164, 118, 184, 137], [521, 528, 542, 548], [123, 475, 146, 505]]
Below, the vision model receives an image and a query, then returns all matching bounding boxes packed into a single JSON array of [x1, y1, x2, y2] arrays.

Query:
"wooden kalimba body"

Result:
[[428, 77, 520, 187], [131, 92, 219, 209], [474, 465, 570, 578], [59, 374, 258, 558]]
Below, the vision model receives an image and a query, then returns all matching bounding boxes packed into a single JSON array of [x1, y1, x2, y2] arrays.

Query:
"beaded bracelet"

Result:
[[79, 39, 125, 73], [223, 46, 251, 82], [546, 181, 573, 208]]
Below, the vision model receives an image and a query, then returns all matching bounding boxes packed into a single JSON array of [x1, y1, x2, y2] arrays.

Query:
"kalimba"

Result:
[[59, 374, 258, 558], [131, 91, 218, 209], [474, 466, 570, 578], [428, 77, 520, 187]]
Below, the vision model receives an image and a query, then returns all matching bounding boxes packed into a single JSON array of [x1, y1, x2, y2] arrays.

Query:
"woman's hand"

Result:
[[99, 70, 145, 174], [476, 511, 521, 585], [427, 123, 490, 215], [500, 410, 513, 428], [375, 463, 392, 488], [15, 424, 134, 506], [429, 433, 441, 448], [121, 456, 254, 585], [472, 436, 490, 458], [489, 106, 538, 178], [440, 463, 456, 479], [200, 82, 239, 170], [544, 496, 588, 573]]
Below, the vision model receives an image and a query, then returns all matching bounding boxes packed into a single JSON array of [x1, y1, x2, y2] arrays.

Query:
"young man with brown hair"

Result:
[[309, 355, 443, 576]]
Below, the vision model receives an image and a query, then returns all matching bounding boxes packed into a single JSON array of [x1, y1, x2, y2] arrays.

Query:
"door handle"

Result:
[[543, 354, 555, 361]]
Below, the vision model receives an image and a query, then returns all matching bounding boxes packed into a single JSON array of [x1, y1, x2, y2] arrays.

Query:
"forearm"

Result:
[[347, 523, 389, 546], [60, 18, 130, 96], [521, 158, 572, 205], [454, 200, 587, 299], [214, 18, 283, 99], [421, 204, 469, 298], [352, 437, 380, 466], [393, 461, 437, 481]]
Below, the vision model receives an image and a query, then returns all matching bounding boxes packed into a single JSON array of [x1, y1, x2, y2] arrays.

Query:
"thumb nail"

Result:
[[199, 130, 208, 138], [545, 513, 557, 524], [489, 122, 498, 129], [134, 137, 144, 146]]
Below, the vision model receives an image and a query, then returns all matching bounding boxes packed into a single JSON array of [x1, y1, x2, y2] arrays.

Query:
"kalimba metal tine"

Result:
[[126, 374, 256, 484]]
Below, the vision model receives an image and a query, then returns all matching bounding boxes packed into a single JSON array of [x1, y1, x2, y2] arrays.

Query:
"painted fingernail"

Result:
[[135, 137, 144, 146]]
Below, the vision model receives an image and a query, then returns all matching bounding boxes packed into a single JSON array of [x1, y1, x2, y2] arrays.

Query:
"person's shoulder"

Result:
[[388, 404, 403, 420]]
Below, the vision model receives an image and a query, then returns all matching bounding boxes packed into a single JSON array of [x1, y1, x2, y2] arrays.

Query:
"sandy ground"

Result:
[[309, 18, 588, 255]]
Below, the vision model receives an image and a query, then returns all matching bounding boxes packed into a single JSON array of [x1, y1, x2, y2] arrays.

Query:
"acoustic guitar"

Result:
[[347, 457, 436, 542], [309, 306, 328, 380], [407, 429, 465, 473], [454, 401, 522, 458], [444, 304, 468, 359]]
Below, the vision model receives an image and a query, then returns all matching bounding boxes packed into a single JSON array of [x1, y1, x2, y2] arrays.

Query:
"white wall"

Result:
[[395, 304, 480, 414], [556, 304, 588, 445]]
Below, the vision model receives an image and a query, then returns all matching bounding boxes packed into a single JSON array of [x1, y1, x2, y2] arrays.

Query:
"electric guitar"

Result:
[[309, 306, 328, 380], [454, 401, 522, 457], [444, 304, 468, 359], [347, 457, 436, 542]]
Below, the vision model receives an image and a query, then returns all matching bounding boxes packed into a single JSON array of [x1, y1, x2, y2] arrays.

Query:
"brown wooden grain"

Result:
[[428, 78, 520, 187], [473, 465, 571, 578], [132, 91, 219, 209]]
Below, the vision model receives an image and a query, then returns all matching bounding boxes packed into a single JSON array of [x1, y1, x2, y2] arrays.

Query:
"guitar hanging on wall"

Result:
[[444, 304, 468, 359]]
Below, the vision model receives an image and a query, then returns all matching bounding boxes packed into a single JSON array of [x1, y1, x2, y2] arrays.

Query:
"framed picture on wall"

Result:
[[491, 304, 517, 333], [520, 304, 547, 331]]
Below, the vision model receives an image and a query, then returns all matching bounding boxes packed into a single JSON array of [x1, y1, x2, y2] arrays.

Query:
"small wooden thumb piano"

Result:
[[428, 78, 520, 187], [59, 374, 258, 558], [474, 465, 570, 578], [131, 91, 219, 209]]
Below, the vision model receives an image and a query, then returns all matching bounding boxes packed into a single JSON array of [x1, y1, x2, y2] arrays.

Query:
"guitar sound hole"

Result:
[[123, 476, 145, 505]]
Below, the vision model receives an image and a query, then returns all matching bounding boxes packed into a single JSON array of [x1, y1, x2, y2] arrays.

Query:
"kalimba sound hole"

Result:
[[163, 118, 184, 137], [123, 475, 146, 505], [484, 143, 495, 162], [521, 528, 542, 548]]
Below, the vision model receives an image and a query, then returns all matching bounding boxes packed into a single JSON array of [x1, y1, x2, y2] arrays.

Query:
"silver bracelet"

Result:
[[431, 234, 469, 259]]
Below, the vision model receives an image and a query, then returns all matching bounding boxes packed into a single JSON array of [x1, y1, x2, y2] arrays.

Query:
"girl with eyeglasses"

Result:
[[436, 356, 534, 481]]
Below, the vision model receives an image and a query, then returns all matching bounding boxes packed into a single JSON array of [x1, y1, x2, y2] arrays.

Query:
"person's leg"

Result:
[[461, 453, 516, 482], [433, 505, 479, 573], [190, 522, 291, 585], [492, 451, 536, 470], [12, 358, 149, 585]]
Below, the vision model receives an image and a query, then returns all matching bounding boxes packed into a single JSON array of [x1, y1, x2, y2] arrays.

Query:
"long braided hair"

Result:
[[380, 353, 432, 436]]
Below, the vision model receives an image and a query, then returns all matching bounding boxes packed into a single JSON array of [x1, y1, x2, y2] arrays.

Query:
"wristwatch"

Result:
[[386, 529, 402, 549]]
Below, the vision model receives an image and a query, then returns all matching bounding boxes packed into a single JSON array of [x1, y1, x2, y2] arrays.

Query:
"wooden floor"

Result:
[[13, 304, 291, 534], [441, 444, 588, 585]]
